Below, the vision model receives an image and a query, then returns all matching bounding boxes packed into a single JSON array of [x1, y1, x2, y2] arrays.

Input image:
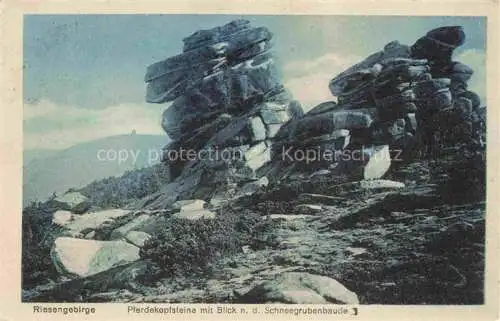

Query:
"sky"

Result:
[[23, 15, 486, 150]]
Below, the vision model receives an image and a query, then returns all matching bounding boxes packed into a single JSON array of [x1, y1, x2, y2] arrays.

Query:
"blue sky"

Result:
[[23, 15, 486, 149]]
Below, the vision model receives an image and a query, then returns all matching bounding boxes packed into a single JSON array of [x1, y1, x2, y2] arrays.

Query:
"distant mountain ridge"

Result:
[[23, 134, 168, 206]]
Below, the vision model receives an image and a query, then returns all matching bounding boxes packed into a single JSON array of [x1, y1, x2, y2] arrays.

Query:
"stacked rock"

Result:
[[267, 56, 434, 179], [145, 20, 303, 180], [410, 26, 485, 152], [267, 26, 484, 180]]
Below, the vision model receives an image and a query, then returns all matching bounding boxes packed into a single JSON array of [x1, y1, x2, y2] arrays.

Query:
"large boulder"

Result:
[[329, 41, 412, 96], [237, 272, 359, 304], [334, 145, 391, 180], [411, 26, 465, 63], [51, 192, 90, 214], [50, 237, 140, 278]]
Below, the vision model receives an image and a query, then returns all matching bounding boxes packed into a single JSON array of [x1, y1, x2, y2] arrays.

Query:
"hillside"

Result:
[[23, 133, 167, 206]]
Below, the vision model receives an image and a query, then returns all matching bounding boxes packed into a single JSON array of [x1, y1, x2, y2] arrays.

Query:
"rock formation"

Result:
[[145, 19, 302, 179], [260, 26, 485, 181], [143, 23, 484, 209], [140, 20, 304, 208]]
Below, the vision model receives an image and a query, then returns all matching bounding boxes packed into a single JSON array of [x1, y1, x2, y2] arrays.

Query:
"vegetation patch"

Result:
[[140, 207, 262, 278]]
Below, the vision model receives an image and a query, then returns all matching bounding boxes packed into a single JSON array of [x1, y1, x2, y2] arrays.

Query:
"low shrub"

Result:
[[78, 164, 170, 210], [140, 208, 261, 278], [22, 201, 64, 288]]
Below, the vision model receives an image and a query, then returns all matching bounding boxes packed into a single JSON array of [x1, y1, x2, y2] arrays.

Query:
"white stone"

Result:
[[308, 169, 331, 178], [244, 142, 271, 171], [52, 210, 73, 227], [345, 247, 368, 256], [363, 145, 391, 180], [50, 237, 140, 277], [265, 214, 311, 221], [360, 179, 405, 190], [241, 272, 359, 304], [249, 117, 266, 142], [172, 199, 206, 212], [294, 204, 323, 214]]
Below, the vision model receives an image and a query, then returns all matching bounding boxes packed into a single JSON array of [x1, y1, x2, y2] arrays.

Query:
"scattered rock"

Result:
[[61, 209, 131, 235], [110, 214, 151, 240], [235, 176, 269, 198], [52, 210, 73, 226], [309, 169, 332, 178], [51, 192, 90, 214], [84, 231, 96, 239], [294, 204, 323, 214]]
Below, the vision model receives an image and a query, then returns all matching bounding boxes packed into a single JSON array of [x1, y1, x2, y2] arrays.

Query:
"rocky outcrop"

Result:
[[263, 26, 484, 180]]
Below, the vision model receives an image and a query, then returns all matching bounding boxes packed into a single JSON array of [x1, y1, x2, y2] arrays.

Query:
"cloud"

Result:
[[24, 99, 166, 150], [456, 49, 486, 105], [283, 53, 362, 111], [285, 49, 487, 111]]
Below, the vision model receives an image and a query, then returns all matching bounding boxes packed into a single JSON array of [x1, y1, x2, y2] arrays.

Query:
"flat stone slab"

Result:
[[172, 199, 207, 212], [360, 179, 405, 190], [58, 209, 131, 234], [297, 193, 346, 206], [172, 209, 216, 221], [238, 272, 359, 304]]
